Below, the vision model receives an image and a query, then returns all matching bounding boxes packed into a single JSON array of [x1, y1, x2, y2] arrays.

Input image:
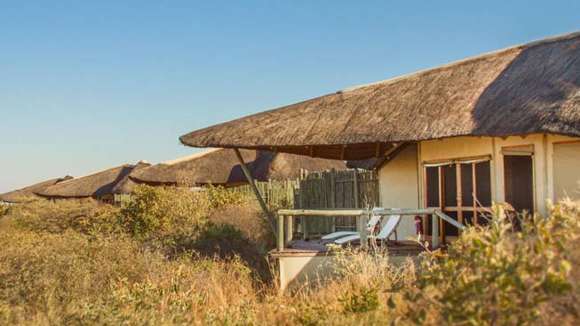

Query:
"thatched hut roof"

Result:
[[130, 148, 346, 187], [180, 31, 580, 160], [111, 161, 152, 194], [0, 176, 73, 203], [36, 162, 150, 199]]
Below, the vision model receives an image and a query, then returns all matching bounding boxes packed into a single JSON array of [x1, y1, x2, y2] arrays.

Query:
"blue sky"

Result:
[[1, 1, 579, 192]]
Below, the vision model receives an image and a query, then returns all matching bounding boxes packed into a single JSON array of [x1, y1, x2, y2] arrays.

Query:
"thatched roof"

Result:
[[130, 148, 347, 187], [0, 176, 73, 203], [111, 161, 152, 194], [180, 31, 580, 160], [36, 162, 151, 199]]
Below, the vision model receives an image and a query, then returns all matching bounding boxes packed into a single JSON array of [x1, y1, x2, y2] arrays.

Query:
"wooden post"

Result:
[[422, 166, 429, 236], [234, 148, 277, 238], [284, 215, 293, 246], [330, 169, 336, 232], [456, 163, 463, 226], [277, 214, 285, 252], [432, 212, 439, 249], [353, 170, 361, 236], [473, 163, 478, 225], [358, 212, 368, 249], [299, 179, 308, 240], [438, 166, 445, 244], [353, 170, 360, 208]]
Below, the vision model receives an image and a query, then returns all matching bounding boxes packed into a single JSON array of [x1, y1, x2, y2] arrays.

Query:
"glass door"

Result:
[[424, 160, 492, 244]]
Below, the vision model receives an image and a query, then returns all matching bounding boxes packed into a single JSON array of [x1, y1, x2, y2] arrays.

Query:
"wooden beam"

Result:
[[435, 211, 466, 231], [423, 155, 492, 166], [373, 208, 439, 215], [438, 166, 445, 244], [353, 170, 359, 208], [234, 148, 278, 238], [440, 206, 490, 212], [456, 163, 463, 226], [381, 143, 402, 159], [330, 170, 336, 232], [277, 214, 285, 251], [473, 163, 478, 225], [432, 211, 439, 249], [359, 212, 369, 249], [278, 209, 366, 217], [278, 208, 441, 217], [422, 166, 429, 237], [284, 215, 293, 246]]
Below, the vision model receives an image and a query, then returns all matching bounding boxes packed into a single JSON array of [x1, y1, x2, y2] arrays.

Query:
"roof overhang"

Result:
[[179, 31, 580, 161]]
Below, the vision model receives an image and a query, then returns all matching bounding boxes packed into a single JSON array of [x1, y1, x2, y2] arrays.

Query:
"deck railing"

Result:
[[276, 208, 465, 251]]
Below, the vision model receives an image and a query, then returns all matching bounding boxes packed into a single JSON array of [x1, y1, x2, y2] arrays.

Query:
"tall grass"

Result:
[[0, 187, 578, 325]]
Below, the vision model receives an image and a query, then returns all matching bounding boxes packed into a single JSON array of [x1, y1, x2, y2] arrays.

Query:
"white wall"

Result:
[[421, 135, 550, 214], [378, 144, 419, 240], [379, 135, 580, 235], [420, 134, 579, 216], [421, 137, 493, 162], [553, 141, 580, 202]]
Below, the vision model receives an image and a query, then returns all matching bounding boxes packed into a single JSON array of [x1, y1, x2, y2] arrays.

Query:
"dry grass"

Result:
[[0, 187, 579, 325]]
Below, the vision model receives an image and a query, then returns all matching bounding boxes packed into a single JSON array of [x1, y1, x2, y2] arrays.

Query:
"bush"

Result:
[[340, 286, 380, 313], [0, 204, 8, 217], [192, 223, 272, 281], [2, 186, 579, 325], [205, 185, 250, 209], [0, 226, 260, 325], [8, 199, 121, 235], [118, 185, 210, 240], [0, 229, 155, 324], [208, 200, 274, 247], [400, 203, 578, 325]]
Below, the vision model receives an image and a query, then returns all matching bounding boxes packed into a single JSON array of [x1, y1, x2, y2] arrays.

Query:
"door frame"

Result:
[[422, 156, 492, 244], [501, 145, 536, 213]]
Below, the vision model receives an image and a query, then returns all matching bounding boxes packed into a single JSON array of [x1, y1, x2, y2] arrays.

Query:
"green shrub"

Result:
[[0, 204, 8, 217], [340, 286, 380, 313], [118, 185, 210, 240], [193, 223, 271, 281], [2, 186, 579, 325], [8, 199, 121, 235], [0, 229, 155, 324], [0, 226, 260, 325], [208, 201, 274, 247], [205, 185, 250, 209], [401, 203, 578, 325]]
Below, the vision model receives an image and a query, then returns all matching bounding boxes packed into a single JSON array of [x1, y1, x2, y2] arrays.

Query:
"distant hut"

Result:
[[130, 149, 347, 187], [0, 176, 73, 204], [110, 161, 152, 195], [36, 162, 150, 203]]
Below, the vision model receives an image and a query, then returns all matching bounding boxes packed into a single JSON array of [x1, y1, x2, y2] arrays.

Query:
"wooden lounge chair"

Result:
[[320, 212, 382, 242], [332, 214, 402, 246]]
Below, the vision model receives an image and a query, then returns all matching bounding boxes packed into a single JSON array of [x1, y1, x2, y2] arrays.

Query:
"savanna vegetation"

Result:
[[0, 185, 579, 325]]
